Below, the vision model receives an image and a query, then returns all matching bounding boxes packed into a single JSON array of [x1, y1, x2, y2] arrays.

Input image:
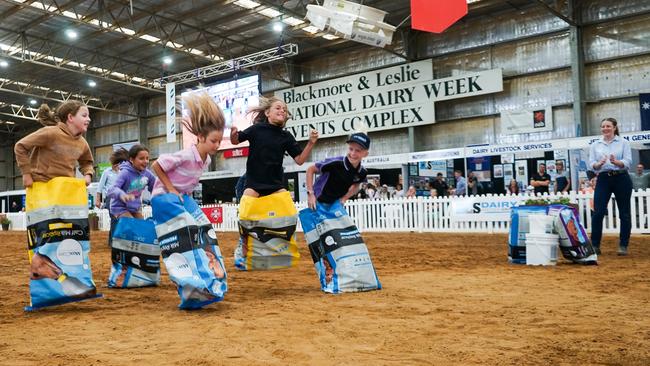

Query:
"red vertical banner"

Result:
[[411, 0, 468, 34], [202, 206, 223, 224]]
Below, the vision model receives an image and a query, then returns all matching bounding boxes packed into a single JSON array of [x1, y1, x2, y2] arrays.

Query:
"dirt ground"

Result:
[[0, 230, 648, 366]]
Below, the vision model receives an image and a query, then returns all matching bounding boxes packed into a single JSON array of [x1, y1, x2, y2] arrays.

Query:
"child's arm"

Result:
[[305, 164, 319, 210], [230, 126, 240, 145], [152, 161, 182, 200], [340, 183, 361, 205], [78, 142, 94, 186], [293, 129, 319, 165], [14, 128, 50, 187], [108, 171, 132, 202]]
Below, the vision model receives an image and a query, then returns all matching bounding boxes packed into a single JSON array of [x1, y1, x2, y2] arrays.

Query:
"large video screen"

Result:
[[180, 73, 259, 151]]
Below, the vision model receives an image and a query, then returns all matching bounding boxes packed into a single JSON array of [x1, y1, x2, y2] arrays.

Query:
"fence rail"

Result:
[[4, 190, 650, 234]]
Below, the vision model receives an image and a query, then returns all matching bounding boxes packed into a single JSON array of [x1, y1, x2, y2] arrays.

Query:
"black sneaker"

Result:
[[617, 246, 628, 256], [594, 247, 602, 255]]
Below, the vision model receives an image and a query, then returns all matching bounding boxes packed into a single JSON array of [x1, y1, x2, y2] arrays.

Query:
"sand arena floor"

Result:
[[0, 230, 648, 365]]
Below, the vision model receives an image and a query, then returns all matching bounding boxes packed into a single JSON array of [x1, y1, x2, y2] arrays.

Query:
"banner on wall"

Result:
[[500, 107, 553, 135], [166, 82, 176, 143], [417, 160, 447, 177], [276, 60, 503, 141]]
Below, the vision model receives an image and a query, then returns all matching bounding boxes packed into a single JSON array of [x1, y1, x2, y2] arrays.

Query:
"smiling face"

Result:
[[265, 101, 288, 126], [67, 106, 90, 135], [346, 142, 368, 166], [600, 119, 616, 139], [131, 150, 150, 172]]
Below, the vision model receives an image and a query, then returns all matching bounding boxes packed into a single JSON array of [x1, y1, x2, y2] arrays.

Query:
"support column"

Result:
[[569, 0, 587, 137]]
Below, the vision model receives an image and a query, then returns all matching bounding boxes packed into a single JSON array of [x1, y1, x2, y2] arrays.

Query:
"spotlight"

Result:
[[65, 29, 78, 39], [0, 60, 8, 68], [163, 56, 173, 65], [272, 22, 284, 33], [88, 80, 97, 87], [29, 99, 38, 105]]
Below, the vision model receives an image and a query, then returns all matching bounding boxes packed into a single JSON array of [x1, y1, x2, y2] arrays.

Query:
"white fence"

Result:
[[4, 190, 650, 234]]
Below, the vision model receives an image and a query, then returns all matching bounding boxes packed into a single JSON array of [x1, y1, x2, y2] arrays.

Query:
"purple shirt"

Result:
[[152, 144, 211, 197]]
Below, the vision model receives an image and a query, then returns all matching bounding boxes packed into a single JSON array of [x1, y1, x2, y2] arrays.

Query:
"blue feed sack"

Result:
[[299, 201, 381, 293], [108, 217, 161, 288], [25, 177, 101, 311], [151, 194, 227, 309]]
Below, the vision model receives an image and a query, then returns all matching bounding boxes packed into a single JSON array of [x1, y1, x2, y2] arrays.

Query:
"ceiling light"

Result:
[[163, 56, 173, 65], [29, 99, 38, 105], [5, 121, 15, 125], [88, 80, 97, 87], [0, 60, 7, 68], [273, 22, 284, 32], [65, 29, 78, 39]]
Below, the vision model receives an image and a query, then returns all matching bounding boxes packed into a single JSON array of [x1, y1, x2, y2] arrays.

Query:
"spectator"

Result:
[[506, 179, 519, 195], [394, 183, 404, 198], [631, 163, 649, 190], [530, 163, 551, 195], [405, 185, 417, 198], [554, 160, 571, 193], [431, 173, 449, 197], [467, 171, 479, 196], [452, 170, 467, 196]]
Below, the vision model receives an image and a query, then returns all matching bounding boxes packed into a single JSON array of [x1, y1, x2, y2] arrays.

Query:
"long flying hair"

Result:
[[247, 96, 291, 127], [182, 93, 226, 138]]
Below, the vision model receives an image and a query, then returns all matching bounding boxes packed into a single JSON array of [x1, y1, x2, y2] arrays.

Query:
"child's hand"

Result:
[[120, 193, 135, 202], [308, 193, 317, 210], [230, 126, 239, 143], [309, 129, 318, 143], [84, 174, 92, 186], [22, 174, 33, 188], [170, 188, 184, 202]]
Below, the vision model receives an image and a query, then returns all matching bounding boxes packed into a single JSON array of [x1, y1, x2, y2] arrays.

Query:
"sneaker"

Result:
[[617, 246, 628, 256], [594, 247, 601, 255]]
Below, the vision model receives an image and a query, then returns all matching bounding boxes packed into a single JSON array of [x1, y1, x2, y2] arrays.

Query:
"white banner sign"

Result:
[[500, 107, 553, 135], [276, 61, 503, 141], [166, 82, 176, 143]]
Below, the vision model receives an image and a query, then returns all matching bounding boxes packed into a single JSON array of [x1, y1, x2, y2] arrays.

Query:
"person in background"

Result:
[[506, 179, 519, 195], [96, 148, 128, 246], [554, 160, 571, 194], [394, 183, 404, 198], [589, 117, 632, 256], [631, 163, 649, 190], [452, 170, 467, 196], [431, 173, 449, 197], [405, 185, 417, 198], [378, 184, 390, 199], [467, 171, 479, 196], [530, 163, 551, 195], [365, 183, 377, 199]]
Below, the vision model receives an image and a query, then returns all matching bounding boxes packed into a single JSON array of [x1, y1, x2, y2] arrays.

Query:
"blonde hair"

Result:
[[36, 100, 86, 127], [182, 93, 225, 137], [247, 96, 290, 127]]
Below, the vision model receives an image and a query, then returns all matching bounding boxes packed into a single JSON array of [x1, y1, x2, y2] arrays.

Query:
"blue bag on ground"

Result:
[[108, 217, 161, 288], [547, 205, 598, 264], [151, 193, 227, 309], [25, 177, 101, 311], [508, 205, 548, 264], [299, 201, 381, 293]]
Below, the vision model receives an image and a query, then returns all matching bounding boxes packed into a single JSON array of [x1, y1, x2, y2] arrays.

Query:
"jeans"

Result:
[[591, 172, 632, 248], [108, 213, 118, 247]]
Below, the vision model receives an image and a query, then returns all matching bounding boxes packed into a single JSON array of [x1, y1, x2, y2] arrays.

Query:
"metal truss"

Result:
[[0, 77, 137, 116], [156, 43, 299, 87], [0, 103, 38, 121], [0, 28, 161, 92]]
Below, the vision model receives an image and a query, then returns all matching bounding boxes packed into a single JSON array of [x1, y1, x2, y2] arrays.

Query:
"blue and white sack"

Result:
[[108, 217, 161, 288], [25, 177, 101, 311], [152, 194, 227, 309], [299, 201, 381, 293]]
